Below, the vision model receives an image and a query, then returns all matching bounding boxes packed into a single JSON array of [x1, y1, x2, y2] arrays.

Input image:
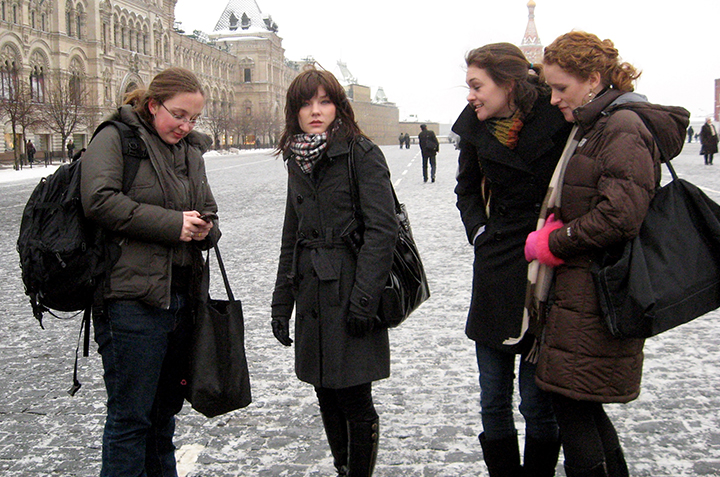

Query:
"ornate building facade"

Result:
[[0, 0, 300, 160], [0, 0, 402, 163]]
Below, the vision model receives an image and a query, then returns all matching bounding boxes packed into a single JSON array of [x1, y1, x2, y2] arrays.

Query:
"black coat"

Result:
[[453, 96, 572, 351], [700, 122, 719, 155], [272, 137, 399, 388]]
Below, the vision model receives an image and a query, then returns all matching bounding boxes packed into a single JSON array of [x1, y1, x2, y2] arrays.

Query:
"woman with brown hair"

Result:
[[452, 43, 572, 476], [81, 67, 218, 476], [271, 65, 398, 476], [527, 31, 688, 476]]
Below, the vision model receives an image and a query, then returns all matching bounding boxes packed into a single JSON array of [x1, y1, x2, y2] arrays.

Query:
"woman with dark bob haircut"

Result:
[[271, 65, 399, 476], [452, 42, 572, 476]]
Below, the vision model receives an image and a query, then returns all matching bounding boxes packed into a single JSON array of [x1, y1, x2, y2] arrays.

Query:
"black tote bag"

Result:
[[185, 242, 252, 418], [593, 161, 720, 338]]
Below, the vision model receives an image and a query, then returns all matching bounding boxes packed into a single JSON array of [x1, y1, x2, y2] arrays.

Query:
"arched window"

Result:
[[76, 11, 82, 40], [1, 59, 18, 99], [1, 2, 5, 22], [69, 71, 82, 104], [41, 13, 45, 31], [30, 10, 35, 29], [30, 66, 44, 102], [66, 7, 73, 36]]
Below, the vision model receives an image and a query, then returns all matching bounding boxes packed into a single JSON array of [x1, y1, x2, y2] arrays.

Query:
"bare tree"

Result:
[[40, 70, 88, 161], [255, 106, 281, 148], [203, 101, 234, 150], [0, 74, 36, 169]]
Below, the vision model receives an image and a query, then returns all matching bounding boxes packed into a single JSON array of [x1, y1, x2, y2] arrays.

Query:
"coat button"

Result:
[[360, 297, 369, 307], [297, 195, 304, 204]]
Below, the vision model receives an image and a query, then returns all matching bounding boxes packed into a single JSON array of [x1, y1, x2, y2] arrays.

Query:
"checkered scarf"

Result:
[[291, 132, 328, 174]]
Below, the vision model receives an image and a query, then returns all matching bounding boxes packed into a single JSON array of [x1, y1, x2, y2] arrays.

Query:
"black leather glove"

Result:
[[347, 312, 375, 337], [271, 316, 293, 346]]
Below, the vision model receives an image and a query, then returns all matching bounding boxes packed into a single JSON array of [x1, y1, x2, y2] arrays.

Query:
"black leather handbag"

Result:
[[593, 159, 720, 338], [343, 141, 430, 328], [185, 241, 252, 418]]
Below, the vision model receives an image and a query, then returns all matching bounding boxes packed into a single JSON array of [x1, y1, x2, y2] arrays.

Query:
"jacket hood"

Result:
[[575, 90, 689, 162], [609, 98, 690, 162]]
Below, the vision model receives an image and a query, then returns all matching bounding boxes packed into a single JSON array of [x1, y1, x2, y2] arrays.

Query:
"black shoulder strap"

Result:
[[91, 120, 149, 193]]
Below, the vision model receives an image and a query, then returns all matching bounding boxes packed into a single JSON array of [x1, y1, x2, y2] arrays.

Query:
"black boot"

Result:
[[564, 461, 609, 477], [605, 447, 629, 477], [523, 435, 560, 477], [321, 408, 349, 475], [346, 418, 379, 477], [479, 432, 522, 477]]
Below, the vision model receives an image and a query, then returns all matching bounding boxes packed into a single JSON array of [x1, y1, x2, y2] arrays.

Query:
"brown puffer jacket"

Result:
[[535, 89, 689, 403]]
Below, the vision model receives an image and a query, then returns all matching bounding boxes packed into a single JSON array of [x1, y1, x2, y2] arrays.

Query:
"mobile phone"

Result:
[[199, 212, 218, 222]]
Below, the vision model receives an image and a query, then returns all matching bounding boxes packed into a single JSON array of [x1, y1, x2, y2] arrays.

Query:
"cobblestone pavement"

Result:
[[1, 140, 719, 476]]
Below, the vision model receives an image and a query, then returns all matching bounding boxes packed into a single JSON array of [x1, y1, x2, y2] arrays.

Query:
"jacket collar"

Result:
[[572, 89, 649, 133]]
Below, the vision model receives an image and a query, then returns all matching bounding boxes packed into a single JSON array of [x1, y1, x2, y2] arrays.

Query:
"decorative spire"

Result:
[[520, 0, 543, 64]]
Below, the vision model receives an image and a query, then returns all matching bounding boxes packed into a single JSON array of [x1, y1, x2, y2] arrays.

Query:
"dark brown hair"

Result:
[[123, 67, 205, 123], [277, 64, 365, 156], [465, 42, 548, 117], [543, 31, 641, 92]]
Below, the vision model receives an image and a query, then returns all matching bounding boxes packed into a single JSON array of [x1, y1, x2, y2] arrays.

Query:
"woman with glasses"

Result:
[[81, 67, 218, 477]]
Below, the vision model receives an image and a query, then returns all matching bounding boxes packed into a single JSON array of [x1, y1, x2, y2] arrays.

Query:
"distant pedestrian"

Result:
[[398, 133, 404, 148], [453, 42, 572, 477], [418, 124, 439, 182], [272, 65, 398, 477], [66, 139, 74, 163], [26, 140, 35, 168], [687, 125, 694, 143], [404, 132, 410, 149], [535, 30, 688, 476], [700, 117, 718, 165]]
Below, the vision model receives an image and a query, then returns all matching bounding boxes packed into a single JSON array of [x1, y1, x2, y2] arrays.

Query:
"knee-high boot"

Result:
[[605, 447, 629, 477], [479, 432, 522, 477], [320, 408, 349, 475], [523, 435, 560, 476], [346, 418, 379, 477], [564, 462, 609, 477]]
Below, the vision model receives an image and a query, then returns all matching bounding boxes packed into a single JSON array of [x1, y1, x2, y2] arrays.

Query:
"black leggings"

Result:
[[315, 383, 378, 423], [552, 394, 621, 470]]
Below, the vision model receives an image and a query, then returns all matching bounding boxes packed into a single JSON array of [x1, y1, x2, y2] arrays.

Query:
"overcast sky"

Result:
[[175, 0, 719, 125]]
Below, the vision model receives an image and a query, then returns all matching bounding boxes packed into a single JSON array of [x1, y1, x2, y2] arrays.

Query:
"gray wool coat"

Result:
[[272, 136, 399, 389]]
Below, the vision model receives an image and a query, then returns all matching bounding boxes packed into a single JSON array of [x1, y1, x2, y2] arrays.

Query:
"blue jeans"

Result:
[[94, 293, 192, 477], [476, 343, 557, 441]]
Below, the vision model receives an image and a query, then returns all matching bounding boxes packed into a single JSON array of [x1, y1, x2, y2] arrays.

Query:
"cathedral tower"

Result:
[[519, 0, 543, 64]]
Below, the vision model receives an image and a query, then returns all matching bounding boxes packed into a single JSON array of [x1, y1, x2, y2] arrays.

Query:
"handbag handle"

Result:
[[204, 238, 235, 302], [347, 139, 402, 220]]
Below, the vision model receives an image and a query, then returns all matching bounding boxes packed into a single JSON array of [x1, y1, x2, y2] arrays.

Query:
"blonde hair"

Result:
[[543, 31, 641, 92]]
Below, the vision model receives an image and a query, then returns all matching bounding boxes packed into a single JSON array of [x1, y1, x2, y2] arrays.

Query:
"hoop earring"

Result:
[[582, 90, 596, 106]]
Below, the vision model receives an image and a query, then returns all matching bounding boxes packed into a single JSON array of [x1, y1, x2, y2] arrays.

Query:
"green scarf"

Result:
[[485, 110, 524, 149]]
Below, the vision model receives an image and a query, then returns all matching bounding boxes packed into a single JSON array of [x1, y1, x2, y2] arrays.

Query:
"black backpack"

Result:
[[17, 120, 148, 394]]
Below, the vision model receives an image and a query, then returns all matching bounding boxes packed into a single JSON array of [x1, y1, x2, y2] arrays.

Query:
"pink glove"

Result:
[[525, 214, 565, 266]]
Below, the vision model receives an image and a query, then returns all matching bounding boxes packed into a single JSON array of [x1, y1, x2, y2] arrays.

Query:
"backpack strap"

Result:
[[91, 120, 149, 194]]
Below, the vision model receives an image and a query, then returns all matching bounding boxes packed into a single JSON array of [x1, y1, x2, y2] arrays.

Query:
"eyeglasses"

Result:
[[160, 102, 200, 126]]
